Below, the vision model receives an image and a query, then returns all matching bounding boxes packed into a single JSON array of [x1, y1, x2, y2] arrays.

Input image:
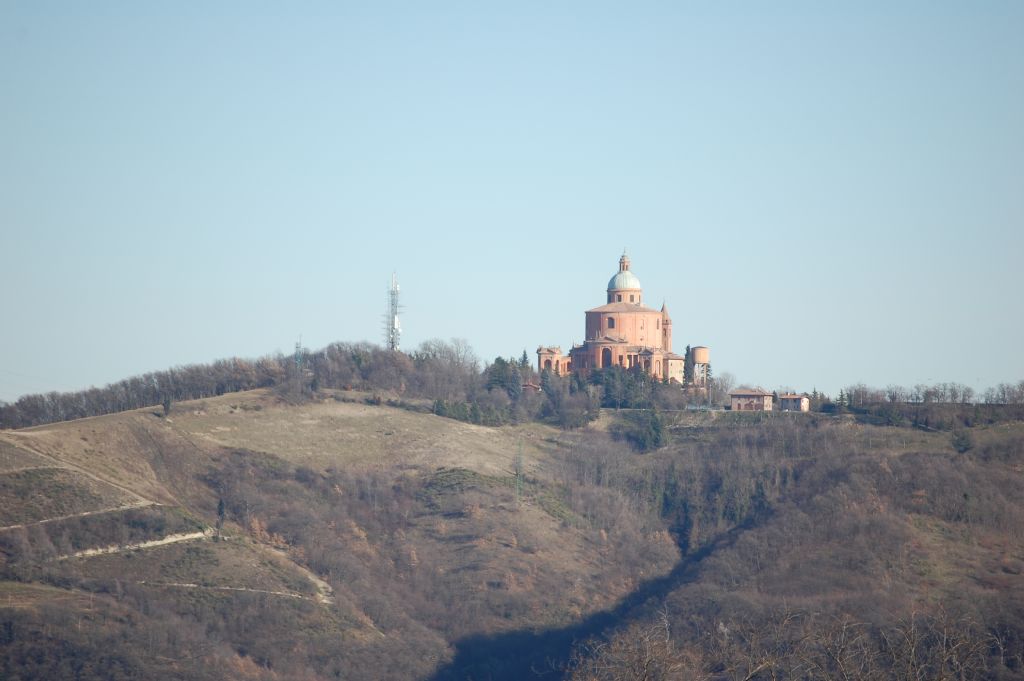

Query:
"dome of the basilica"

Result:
[[607, 270, 642, 291]]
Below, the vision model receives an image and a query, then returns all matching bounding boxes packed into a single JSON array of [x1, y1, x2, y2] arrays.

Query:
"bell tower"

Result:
[[661, 303, 672, 353]]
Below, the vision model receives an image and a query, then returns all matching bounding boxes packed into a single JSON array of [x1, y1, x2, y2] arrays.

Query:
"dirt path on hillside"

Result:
[[301, 568, 335, 605], [135, 581, 322, 602], [52, 529, 337, 608], [0, 464, 60, 476], [264, 545, 335, 605], [57, 528, 213, 560], [0, 499, 156, 533]]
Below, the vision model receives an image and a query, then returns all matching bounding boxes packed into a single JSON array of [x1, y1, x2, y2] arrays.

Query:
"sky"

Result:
[[1, 2, 1022, 402]]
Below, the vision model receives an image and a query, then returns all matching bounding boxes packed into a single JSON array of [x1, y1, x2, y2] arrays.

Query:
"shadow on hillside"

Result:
[[425, 514, 763, 681]]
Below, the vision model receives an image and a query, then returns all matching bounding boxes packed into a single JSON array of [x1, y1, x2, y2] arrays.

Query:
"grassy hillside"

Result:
[[0, 389, 677, 679], [2, 389, 1023, 680]]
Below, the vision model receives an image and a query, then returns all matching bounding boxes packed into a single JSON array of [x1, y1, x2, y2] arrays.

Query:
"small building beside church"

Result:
[[778, 393, 810, 412], [730, 389, 774, 411]]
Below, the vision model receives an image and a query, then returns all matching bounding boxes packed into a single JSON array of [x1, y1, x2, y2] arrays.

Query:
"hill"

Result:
[[2, 389, 1023, 679], [0, 389, 677, 679]]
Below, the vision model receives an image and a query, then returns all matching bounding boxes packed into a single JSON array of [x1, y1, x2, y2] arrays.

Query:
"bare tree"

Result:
[[709, 371, 736, 407], [568, 611, 710, 681]]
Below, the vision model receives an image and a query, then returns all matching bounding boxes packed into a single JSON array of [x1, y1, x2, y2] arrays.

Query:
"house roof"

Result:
[[731, 389, 773, 397], [778, 393, 808, 399]]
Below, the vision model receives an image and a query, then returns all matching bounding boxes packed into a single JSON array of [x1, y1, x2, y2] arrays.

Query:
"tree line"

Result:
[[3, 338, 1022, 433], [0, 340, 485, 429], [836, 380, 1024, 408], [0, 340, 713, 431]]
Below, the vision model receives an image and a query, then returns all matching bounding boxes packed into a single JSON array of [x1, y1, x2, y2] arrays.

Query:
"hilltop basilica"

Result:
[[538, 253, 708, 385]]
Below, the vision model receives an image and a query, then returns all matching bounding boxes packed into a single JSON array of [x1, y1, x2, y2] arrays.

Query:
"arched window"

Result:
[[607, 317, 615, 329], [629, 294, 634, 302], [616, 294, 622, 302], [657, 320, 660, 329]]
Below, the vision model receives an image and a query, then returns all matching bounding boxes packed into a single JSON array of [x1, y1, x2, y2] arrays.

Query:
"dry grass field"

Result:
[[0, 467, 138, 527]]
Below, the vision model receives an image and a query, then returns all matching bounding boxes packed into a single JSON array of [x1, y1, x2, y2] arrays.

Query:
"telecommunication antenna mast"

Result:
[[383, 273, 402, 351]]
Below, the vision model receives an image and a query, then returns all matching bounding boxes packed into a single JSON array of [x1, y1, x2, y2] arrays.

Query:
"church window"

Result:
[[616, 294, 622, 302], [607, 317, 615, 329], [657, 320, 660, 329], [629, 294, 634, 302]]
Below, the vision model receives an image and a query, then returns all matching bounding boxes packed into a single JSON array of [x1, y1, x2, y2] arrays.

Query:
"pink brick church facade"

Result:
[[538, 253, 701, 384]]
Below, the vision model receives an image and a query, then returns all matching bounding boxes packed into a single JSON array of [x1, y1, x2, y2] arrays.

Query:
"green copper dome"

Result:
[[607, 270, 642, 290], [608, 251, 642, 290]]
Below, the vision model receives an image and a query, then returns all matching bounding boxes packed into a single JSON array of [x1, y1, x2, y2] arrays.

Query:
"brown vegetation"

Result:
[[1, 386, 1023, 680]]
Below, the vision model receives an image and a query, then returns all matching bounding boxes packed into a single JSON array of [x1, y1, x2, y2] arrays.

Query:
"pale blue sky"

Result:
[[1, 2, 1022, 402]]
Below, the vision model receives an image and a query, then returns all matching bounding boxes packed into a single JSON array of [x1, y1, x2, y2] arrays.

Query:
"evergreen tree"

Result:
[[617, 408, 669, 451], [487, 356, 524, 402], [540, 369, 557, 404], [507, 365, 523, 402], [432, 399, 448, 417], [216, 498, 226, 538], [486, 357, 510, 392], [951, 429, 974, 454], [451, 402, 470, 421], [625, 366, 654, 409]]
